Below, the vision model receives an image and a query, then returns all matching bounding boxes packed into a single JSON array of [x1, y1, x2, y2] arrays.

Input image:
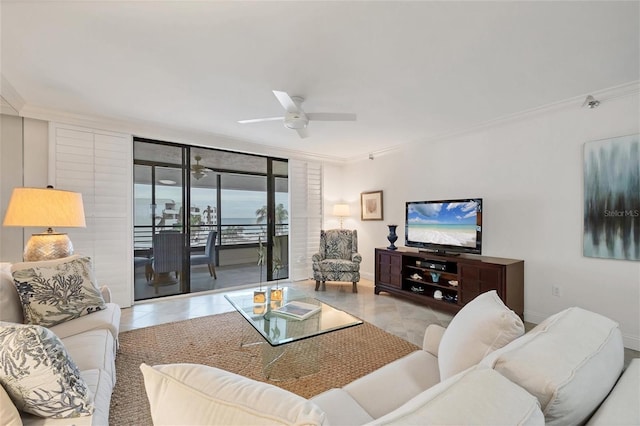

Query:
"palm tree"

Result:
[[255, 203, 288, 224]]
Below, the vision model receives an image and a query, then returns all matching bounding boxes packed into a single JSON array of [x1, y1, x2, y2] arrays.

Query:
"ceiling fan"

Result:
[[238, 90, 357, 138], [191, 155, 212, 180]]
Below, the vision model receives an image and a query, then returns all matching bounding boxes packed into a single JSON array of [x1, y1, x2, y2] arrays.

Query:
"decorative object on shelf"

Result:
[[361, 190, 383, 221], [387, 224, 398, 250], [332, 204, 350, 229], [434, 290, 443, 300], [410, 273, 422, 280], [3, 186, 86, 261], [430, 272, 441, 283], [410, 286, 425, 293], [449, 280, 459, 287], [583, 133, 639, 261], [444, 293, 458, 303], [416, 260, 422, 267]]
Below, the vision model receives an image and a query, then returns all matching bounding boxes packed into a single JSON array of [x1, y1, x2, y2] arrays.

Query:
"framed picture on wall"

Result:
[[361, 191, 383, 220]]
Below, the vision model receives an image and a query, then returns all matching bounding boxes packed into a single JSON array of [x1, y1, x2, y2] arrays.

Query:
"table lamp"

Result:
[[3, 187, 86, 261], [333, 204, 350, 229]]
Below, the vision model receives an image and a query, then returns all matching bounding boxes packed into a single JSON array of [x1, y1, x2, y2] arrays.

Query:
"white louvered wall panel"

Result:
[[49, 123, 133, 307], [289, 159, 322, 281]]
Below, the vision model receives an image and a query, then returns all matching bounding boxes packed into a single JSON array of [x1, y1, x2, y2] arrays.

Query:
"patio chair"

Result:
[[190, 230, 217, 279], [312, 229, 361, 293], [152, 232, 183, 289]]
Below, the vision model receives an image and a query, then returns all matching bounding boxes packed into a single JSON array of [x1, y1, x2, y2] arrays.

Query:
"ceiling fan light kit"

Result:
[[238, 90, 356, 138], [191, 155, 212, 180]]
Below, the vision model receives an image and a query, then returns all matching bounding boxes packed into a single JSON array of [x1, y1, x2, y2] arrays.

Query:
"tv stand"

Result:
[[375, 247, 524, 317], [419, 249, 460, 257]]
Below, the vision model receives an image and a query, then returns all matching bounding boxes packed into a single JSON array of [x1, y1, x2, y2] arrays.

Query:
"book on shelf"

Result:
[[272, 301, 321, 320]]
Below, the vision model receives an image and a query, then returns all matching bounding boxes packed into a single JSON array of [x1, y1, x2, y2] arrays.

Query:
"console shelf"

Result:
[[375, 247, 524, 317]]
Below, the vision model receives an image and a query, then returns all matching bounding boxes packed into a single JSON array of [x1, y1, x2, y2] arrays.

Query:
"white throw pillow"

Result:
[[438, 290, 524, 380], [0, 322, 94, 418], [11, 256, 106, 328], [369, 367, 544, 425], [480, 307, 624, 426], [140, 363, 327, 426]]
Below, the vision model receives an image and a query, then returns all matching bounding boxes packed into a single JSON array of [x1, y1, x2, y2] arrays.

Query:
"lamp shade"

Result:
[[3, 187, 86, 228], [332, 204, 350, 217]]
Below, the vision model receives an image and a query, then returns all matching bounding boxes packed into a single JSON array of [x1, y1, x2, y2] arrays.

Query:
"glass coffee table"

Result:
[[224, 286, 362, 379]]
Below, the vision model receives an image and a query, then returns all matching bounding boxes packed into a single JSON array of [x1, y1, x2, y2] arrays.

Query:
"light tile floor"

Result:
[[121, 278, 453, 347], [121, 278, 640, 364]]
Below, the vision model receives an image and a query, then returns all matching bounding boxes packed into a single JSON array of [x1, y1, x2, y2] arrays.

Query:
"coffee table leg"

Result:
[[262, 338, 320, 381]]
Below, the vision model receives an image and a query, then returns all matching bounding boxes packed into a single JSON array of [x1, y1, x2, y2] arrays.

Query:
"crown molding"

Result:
[[18, 104, 348, 166], [0, 74, 26, 113], [344, 80, 640, 164]]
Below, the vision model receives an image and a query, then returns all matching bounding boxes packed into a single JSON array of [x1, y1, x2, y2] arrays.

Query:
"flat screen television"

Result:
[[405, 198, 483, 255]]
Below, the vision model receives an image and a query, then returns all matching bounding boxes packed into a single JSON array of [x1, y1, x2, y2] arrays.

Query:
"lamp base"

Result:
[[24, 233, 74, 262]]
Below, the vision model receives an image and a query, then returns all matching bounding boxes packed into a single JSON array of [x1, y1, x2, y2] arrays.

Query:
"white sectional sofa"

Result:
[[140, 291, 639, 426], [0, 260, 121, 426]]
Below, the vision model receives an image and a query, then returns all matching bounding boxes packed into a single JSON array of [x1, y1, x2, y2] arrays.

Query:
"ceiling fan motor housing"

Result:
[[284, 112, 308, 129]]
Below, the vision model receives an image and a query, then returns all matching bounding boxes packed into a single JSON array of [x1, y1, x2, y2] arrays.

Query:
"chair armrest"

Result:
[[423, 324, 446, 357], [100, 285, 112, 303], [312, 252, 324, 262], [352, 253, 362, 263]]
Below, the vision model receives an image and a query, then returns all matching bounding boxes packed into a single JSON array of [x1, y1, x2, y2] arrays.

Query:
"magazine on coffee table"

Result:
[[272, 301, 321, 320]]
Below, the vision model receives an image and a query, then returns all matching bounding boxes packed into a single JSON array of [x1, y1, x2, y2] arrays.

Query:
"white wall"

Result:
[[0, 116, 49, 262], [326, 90, 640, 350]]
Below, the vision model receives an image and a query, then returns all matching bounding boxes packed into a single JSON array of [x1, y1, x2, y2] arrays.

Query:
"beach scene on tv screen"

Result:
[[407, 201, 479, 248]]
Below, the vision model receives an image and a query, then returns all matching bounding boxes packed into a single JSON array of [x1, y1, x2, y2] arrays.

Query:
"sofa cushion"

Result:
[[0, 384, 22, 426], [438, 290, 524, 380], [368, 367, 544, 425], [62, 329, 116, 387], [0, 263, 23, 324], [341, 350, 440, 419], [11, 256, 106, 328], [140, 363, 327, 426], [311, 388, 374, 425], [49, 302, 121, 340], [480, 307, 624, 426], [0, 322, 94, 418], [586, 358, 640, 426]]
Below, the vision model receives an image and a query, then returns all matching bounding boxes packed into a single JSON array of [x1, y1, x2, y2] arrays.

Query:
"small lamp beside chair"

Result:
[[332, 204, 350, 229], [3, 186, 86, 261]]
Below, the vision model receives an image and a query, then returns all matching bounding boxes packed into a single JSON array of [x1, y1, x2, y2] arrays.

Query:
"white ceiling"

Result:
[[1, 1, 638, 160]]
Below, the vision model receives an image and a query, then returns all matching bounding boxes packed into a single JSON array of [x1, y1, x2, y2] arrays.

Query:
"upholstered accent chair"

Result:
[[152, 231, 183, 289], [312, 229, 362, 293], [190, 230, 217, 279]]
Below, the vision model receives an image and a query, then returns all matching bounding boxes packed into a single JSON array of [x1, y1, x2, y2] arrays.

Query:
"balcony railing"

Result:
[[134, 223, 289, 250]]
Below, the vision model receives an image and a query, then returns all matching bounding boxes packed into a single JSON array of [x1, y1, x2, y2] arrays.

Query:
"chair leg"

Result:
[[315, 280, 320, 291], [321, 281, 326, 291], [208, 263, 217, 279], [352, 282, 358, 293]]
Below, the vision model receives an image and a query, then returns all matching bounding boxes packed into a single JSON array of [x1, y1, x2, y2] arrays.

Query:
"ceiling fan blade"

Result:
[[306, 112, 357, 121], [237, 117, 284, 124], [273, 90, 301, 113], [295, 128, 309, 139]]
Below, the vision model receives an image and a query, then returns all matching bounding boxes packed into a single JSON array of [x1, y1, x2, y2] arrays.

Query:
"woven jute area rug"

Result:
[[109, 311, 419, 425]]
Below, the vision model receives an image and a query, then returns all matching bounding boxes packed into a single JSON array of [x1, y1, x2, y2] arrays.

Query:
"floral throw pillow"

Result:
[[12, 256, 106, 328], [0, 322, 94, 418]]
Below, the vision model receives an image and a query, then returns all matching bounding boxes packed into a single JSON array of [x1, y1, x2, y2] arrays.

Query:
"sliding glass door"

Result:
[[133, 141, 188, 300], [133, 139, 288, 301]]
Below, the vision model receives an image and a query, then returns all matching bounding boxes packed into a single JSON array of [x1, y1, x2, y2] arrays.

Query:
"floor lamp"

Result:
[[333, 204, 350, 229], [3, 187, 86, 261]]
